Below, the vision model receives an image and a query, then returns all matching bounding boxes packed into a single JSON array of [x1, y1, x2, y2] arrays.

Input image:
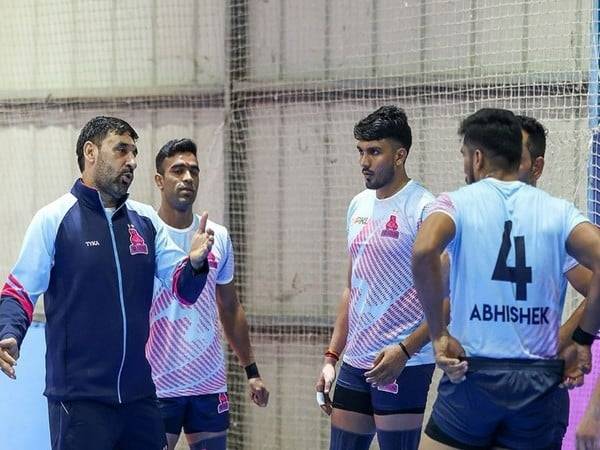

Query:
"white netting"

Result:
[[0, 1, 596, 449], [229, 1, 594, 449]]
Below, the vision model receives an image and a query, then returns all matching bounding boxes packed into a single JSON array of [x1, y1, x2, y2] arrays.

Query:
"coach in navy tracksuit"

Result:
[[0, 117, 214, 450]]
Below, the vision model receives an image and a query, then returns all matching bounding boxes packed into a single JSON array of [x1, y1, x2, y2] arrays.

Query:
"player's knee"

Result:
[[330, 425, 374, 450], [377, 428, 422, 450], [189, 435, 226, 450]]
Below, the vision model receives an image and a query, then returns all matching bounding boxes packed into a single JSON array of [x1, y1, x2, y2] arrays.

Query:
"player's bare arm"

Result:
[[560, 300, 586, 351], [565, 222, 600, 382], [315, 256, 351, 416], [413, 211, 468, 383], [560, 264, 591, 350], [556, 266, 591, 387], [576, 379, 600, 450], [559, 263, 591, 344], [216, 280, 269, 407]]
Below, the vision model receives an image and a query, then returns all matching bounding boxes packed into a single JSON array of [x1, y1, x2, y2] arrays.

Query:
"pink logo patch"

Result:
[[128, 224, 149, 255], [377, 381, 399, 394], [381, 215, 400, 239], [217, 393, 230, 414], [207, 252, 218, 269]]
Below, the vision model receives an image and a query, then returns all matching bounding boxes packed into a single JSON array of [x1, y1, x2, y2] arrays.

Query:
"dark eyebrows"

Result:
[[169, 161, 199, 172], [114, 142, 138, 156], [358, 145, 382, 152]]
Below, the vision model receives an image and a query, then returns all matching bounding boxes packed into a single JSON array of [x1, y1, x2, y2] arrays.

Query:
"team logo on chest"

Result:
[[381, 215, 400, 239], [128, 224, 149, 255]]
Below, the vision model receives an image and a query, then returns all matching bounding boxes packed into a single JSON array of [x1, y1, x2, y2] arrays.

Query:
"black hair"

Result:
[[155, 138, 198, 174], [458, 108, 522, 170], [353, 105, 412, 152], [76, 116, 138, 172], [516, 115, 547, 159]]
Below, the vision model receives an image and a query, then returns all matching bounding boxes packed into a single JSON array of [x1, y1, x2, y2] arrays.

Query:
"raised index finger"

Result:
[[198, 211, 208, 234]]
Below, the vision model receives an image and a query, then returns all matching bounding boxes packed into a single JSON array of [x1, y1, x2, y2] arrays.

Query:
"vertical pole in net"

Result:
[[225, 1, 249, 448], [566, 2, 600, 449], [590, 0, 600, 228]]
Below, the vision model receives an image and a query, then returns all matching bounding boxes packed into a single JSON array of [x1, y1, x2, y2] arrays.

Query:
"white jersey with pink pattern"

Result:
[[146, 214, 234, 398], [344, 180, 435, 369]]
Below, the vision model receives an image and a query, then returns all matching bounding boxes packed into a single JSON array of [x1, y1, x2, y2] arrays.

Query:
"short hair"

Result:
[[516, 115, 547, 159], [353, 105, 412, 152], [155, 138, 198, 174], [76, 116, 138, 172], [458, 108, 522, 170]]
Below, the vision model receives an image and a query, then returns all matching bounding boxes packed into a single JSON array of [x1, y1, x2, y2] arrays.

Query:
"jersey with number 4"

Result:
[[344, 181, 435, 369], [427, 178, 587, 359]]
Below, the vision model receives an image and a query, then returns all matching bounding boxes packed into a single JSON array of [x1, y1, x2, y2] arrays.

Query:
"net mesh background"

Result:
[[0, 1, 596, 449]]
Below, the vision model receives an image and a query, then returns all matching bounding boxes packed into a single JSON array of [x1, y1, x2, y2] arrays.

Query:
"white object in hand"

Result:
[[316, 392, 326, 406]]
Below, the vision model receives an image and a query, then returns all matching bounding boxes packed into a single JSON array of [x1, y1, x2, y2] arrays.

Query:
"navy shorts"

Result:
[[332, 362, 435, 415], [48, 396, 166, 450], [157, 393, 230, 435], [426, 357, 565, 449], [553, 387, 570, 446]]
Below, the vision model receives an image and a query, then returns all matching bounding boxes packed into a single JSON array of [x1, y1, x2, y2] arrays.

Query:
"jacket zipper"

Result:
[[104, 201, 127, 404]]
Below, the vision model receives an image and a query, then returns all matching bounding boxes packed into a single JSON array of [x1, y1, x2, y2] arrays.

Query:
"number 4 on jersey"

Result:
[[492, 220, 532, 301]]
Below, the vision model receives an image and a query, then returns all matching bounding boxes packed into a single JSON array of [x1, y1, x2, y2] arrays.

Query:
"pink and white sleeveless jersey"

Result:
[[344, 180, 435, 369], [146, 214, 234, 397]]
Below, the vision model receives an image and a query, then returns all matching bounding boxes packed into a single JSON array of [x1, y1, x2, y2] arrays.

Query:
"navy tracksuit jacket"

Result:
[[0, 179, 208, 404]]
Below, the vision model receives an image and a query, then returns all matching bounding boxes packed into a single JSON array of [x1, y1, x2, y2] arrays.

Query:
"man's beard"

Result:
[[365, 165, 394, 190], [95, 159, 131, 204], [465, 163, 476, 185]]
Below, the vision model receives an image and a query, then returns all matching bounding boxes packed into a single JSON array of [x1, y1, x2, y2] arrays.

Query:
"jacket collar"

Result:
[[70, 178, 129, 212]]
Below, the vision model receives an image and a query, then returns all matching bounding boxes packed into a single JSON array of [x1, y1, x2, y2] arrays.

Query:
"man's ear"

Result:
[[154, 173, 164, 190], [473, 148, 484, 171], [83, 140, 97, 167], [395, 147, 408, 166], [532, 156, 545, 183]]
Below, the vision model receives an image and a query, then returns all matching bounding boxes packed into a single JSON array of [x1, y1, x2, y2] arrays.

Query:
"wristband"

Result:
[[244, 362, 260, 379], [398, 342, 411, 359], [324, 349, 340, 361], [572, 326, 597, 346]]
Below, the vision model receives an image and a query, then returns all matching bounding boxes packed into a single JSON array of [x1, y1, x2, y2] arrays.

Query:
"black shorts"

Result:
[[426, 357, 565, 449]]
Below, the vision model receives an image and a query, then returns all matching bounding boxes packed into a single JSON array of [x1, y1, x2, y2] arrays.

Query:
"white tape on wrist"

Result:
[[316, 391, 326, 406]]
